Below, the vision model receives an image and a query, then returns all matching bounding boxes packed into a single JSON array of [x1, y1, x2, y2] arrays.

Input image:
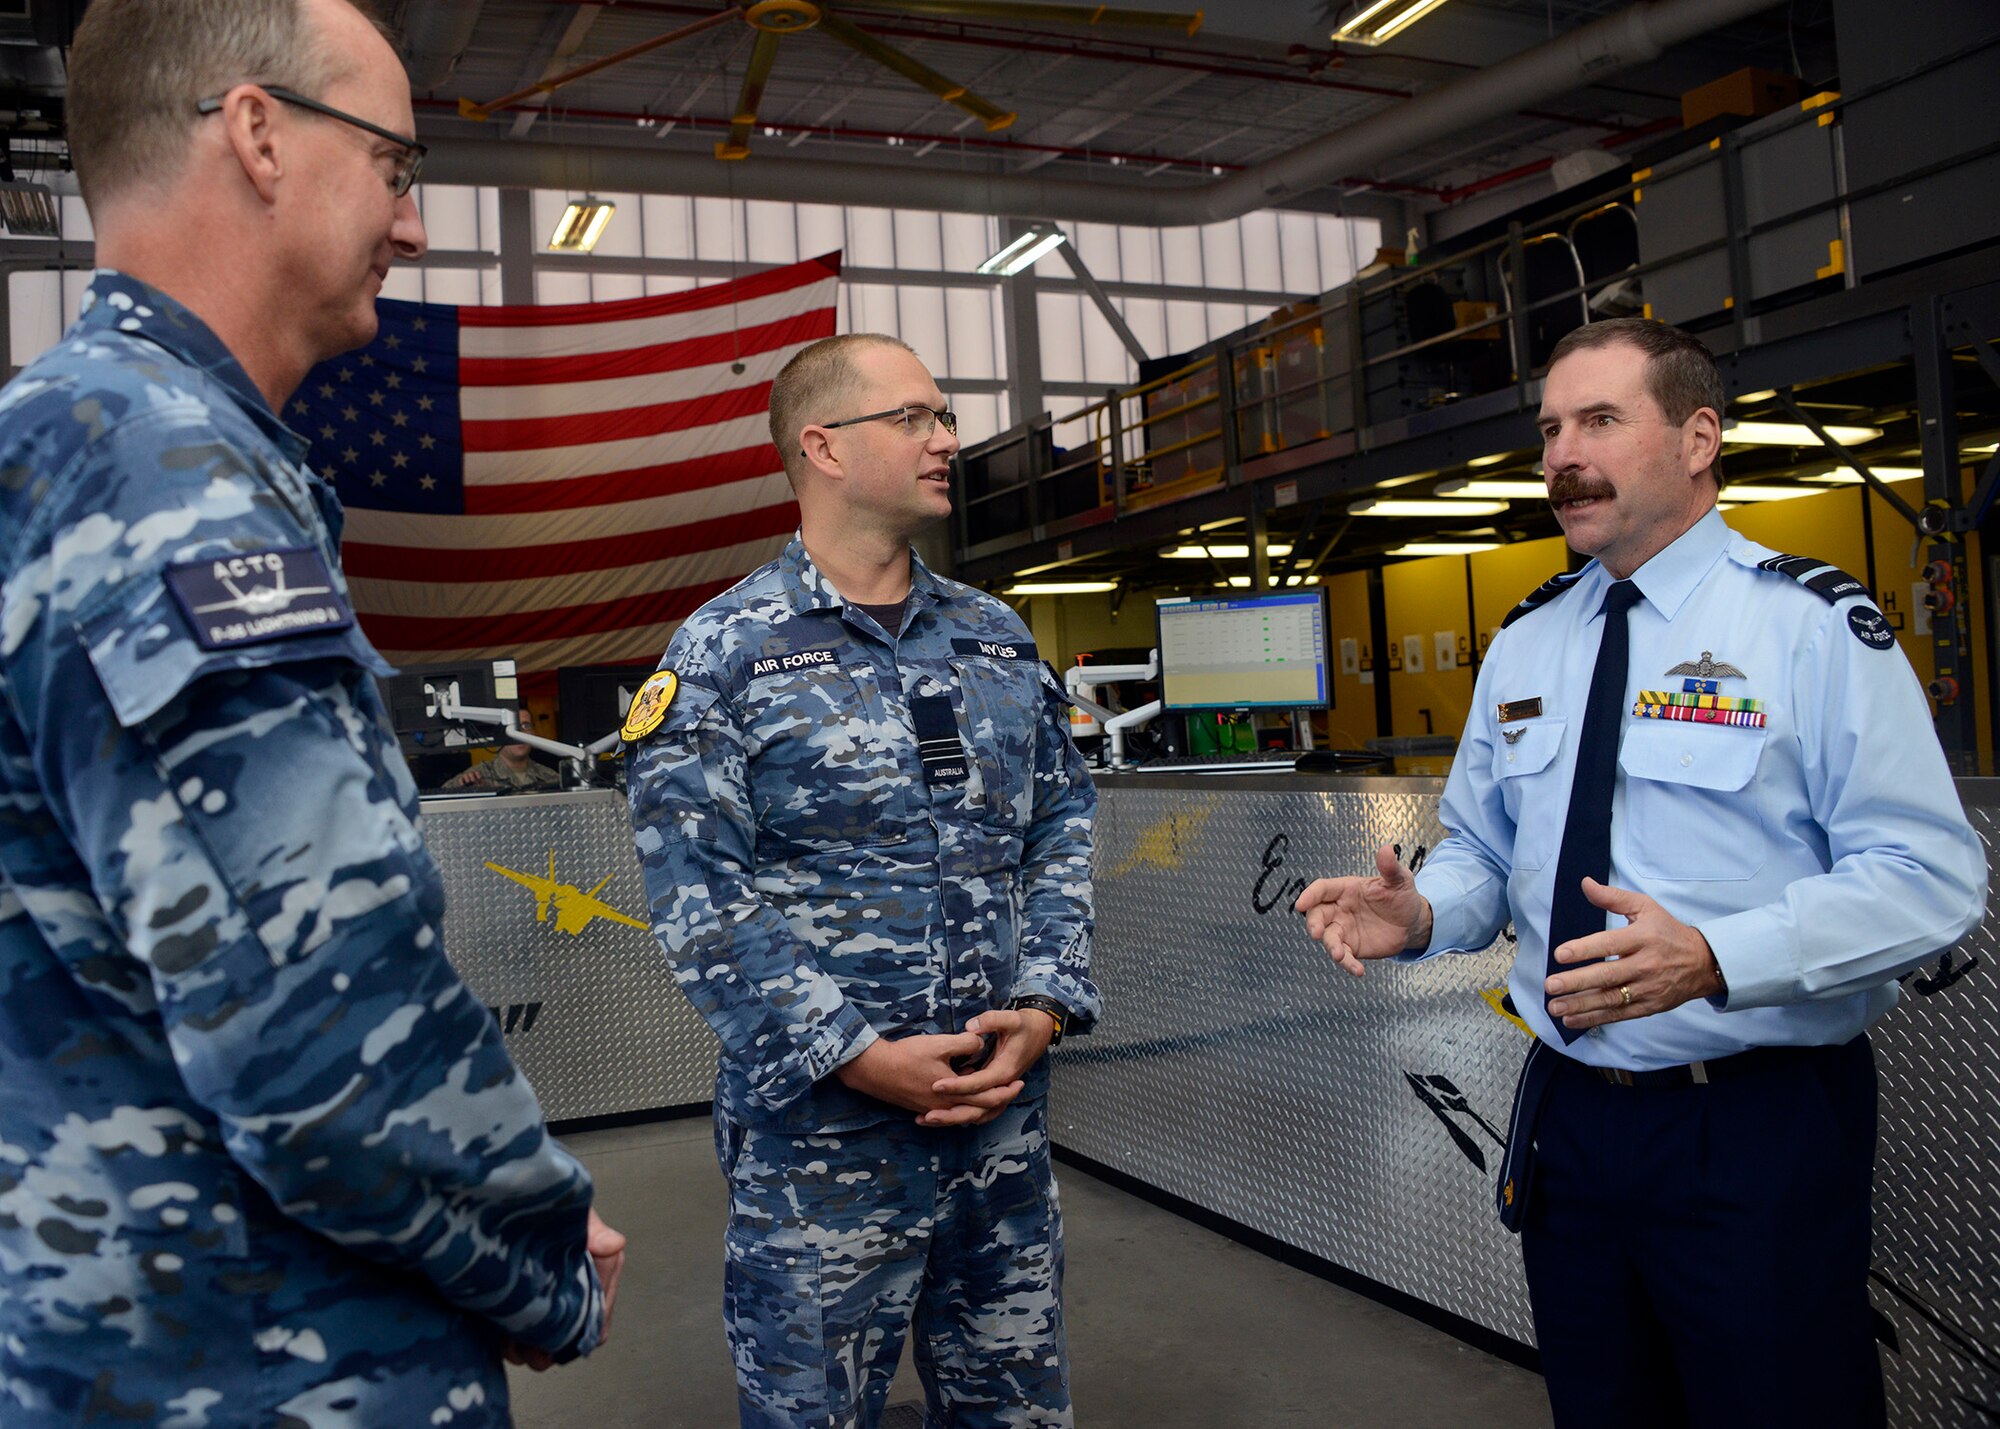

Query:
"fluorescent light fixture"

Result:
[[0, 183, 60, 239], [1392, 541, 1503, 556], [1332, 0, 1454, 45], [1002, 581, 1117, 595], [1220, 576, 1311, 587], [977, 224, 1067, 277], [1802, 466, 1923, 484], [1436, 479, 1549, 500], [1468, 453, 1512, 468], [1734, 389, 1779, 404], [1722, 420, 1882, 447], [1349, 497, 1509, 516], [1158, 543, 1294, 559], [1966, 442, 1999, 456], [1198, 518, 1244, 531], [548, 196, 616, 253], [1709, 485, 1819, 501]]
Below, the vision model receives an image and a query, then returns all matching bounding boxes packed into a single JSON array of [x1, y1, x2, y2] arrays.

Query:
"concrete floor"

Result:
[[508, 1116, 1555, 1429]]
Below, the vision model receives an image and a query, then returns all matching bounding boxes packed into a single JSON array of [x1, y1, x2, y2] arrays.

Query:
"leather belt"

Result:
[[1583, 1041, 1838, 1088]]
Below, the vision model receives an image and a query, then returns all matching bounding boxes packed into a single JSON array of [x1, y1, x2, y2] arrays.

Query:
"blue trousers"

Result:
[[1522, 1036, 1883, 1429], [715, 1099, 1071, 1429]]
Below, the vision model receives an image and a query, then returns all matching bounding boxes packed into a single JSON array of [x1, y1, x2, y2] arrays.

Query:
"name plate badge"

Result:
[[1496, 697, 1543, 724]]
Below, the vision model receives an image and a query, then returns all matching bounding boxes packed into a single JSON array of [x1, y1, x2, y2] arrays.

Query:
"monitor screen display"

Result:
[[557, 663, 653, 746], [378, 660, 504, 747], [1156, 589, 1331, 712]]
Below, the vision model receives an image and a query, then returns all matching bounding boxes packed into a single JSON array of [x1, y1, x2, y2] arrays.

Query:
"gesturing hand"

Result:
[[1544, 877, 1723, 1030], [1293, 844, 1434, 976], [835, 1031, 1025, 1124], [921, 1007, 1057, 1127]]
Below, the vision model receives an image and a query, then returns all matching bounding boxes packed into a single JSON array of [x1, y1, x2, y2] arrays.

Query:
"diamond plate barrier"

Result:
[[1056, 774, 2000, 1425], [425, 790, 715, 1122]]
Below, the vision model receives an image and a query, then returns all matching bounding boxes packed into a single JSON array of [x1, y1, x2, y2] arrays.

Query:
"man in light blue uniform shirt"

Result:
[[1296, 317, 1985, 1428]]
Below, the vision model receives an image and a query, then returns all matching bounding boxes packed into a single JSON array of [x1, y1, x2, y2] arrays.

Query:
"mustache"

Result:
[[1546, 471, 1614, 505]]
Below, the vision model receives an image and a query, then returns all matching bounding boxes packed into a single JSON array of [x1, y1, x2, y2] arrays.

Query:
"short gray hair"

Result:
[[768, 333, 916, 483], [1547, 317, 1728, 486], [67, 0, 388, 211]]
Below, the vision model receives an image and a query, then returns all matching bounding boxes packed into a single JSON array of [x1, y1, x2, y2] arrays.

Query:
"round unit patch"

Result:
[[620, 670, 679, 742], [1847, 606, 1896, 650]]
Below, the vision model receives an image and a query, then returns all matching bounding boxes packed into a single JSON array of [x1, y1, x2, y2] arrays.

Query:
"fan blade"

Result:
[[717, 27, 783, 160], [815, 10, 1016, 131], [856, 2, 1202, 36], [461, 7, 737, 121]]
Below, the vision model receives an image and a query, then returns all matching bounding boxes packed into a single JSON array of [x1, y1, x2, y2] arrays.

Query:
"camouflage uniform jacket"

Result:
[[0, 273, 602, 1428], [628, 536, 1100, 1134]]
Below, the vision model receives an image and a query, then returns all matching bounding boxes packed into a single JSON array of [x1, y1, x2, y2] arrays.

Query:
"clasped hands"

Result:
[[835, 1008, 1057, 1128], [1292, 845, 1722, 1028]]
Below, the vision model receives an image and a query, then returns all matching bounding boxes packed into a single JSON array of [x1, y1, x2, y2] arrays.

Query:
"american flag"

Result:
[[290, 251, 841, 680]]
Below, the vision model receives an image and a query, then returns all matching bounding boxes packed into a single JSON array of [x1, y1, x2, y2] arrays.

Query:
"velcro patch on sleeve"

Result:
[[163, 546, 354, 650]]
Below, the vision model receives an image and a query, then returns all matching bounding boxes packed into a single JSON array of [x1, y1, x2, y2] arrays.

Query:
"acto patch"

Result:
[[621, 670, 679, 742]]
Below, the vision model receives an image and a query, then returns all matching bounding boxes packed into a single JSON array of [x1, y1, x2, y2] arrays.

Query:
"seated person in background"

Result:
[[444, 709, 562, 790]]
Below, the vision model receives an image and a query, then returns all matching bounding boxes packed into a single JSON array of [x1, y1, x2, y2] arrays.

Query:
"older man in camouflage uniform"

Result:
[[627, 333, 1099, 1429], [0, 2, 622, 1424]]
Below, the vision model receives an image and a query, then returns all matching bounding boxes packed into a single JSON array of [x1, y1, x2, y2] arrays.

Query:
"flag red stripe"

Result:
[[462, 444, 782, 515], [459, 310, 830, 388], [343, 501, 799, 583], [462, 382, 772, 453], [456, 252, 841, 329], [357, 577, 743, 650]]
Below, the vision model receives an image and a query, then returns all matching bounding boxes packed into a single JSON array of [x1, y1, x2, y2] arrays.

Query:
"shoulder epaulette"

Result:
[[1500, 570, 1584, 629], [1754, 553, 1870, 605]]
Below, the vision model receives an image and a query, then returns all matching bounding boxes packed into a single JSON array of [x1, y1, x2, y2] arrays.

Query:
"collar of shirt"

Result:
[[1571, 506, 1733, 623], [77, 270, 311, 467], [777, 532, 951, 625], [77, 270, 346, 548]]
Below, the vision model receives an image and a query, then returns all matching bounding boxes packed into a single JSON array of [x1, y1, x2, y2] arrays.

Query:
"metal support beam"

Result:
[[1055, 239, 1148, 366], [1772, 389, 1924, 527], [1248, 492, 1271, 594], [498, 189, 536, 305], [1912, 297, 1976, 765], [997, 220, 1045, 425]]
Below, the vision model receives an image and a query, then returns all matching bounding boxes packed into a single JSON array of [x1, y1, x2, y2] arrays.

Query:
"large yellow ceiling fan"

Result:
[[461, 1, 1204, 160]]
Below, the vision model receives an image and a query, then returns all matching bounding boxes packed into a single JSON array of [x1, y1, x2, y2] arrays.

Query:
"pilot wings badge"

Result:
[[1664, 651, 1745, 681]]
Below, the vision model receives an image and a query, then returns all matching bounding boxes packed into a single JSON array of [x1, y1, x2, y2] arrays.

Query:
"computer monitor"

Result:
[[557, 662, 654, 746], [1156, 589, 1331, 712], [377, 658, 517, 751]]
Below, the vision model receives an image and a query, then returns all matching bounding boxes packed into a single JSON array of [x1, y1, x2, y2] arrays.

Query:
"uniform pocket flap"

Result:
[[1492, 718, 1566, 779], [76, 560, 391, 730], [1618, 718, 1763, 792]]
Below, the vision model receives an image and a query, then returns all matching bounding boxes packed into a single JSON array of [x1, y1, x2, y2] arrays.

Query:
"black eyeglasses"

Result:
[[821, 404, 958, 440], [196, 85, 426, 197]]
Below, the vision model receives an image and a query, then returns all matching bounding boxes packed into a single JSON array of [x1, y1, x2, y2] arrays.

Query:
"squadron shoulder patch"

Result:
[[1754, 553, 1894, 649], [620, 670, 678, 742], [164, 546, 353, 650]]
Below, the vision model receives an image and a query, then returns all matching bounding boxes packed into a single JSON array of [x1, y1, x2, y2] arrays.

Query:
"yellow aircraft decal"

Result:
[[1479, 985, 1536, 1039], [484, 848, 649, 937]]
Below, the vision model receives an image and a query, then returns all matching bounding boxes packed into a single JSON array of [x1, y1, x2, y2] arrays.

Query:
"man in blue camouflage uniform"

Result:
[[627, 334, 1099, 1429], [0, 2, 622, 1424]]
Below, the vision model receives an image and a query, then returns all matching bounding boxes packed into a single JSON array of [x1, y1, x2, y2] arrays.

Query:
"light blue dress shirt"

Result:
[[1412, 508, 1987, 1070]]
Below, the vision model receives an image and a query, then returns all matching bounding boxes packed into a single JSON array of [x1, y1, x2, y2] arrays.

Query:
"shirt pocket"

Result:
[[948, 654, 1041, 830], [1492, 718, 1567, 871], [1617, 718, 1767, 881], [741, 661, 910, 852]]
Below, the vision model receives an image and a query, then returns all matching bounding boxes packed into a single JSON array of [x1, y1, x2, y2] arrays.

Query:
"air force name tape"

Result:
[[621, 670, 678, 742], [951, 637, 1039, 660], [164, 546, 353, 651]]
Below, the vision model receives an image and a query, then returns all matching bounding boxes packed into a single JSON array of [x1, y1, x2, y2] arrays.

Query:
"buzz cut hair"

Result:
[[66, 0, 391, 213], [1547, 316, 1728, 486], [768, 333, 916, 484]]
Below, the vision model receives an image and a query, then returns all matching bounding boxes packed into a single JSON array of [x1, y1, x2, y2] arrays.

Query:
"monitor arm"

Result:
[[436, 700, 623, 784], [1064, 651, 1160, 770]]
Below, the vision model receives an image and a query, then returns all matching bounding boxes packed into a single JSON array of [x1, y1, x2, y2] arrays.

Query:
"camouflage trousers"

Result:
[[714, 1099, 1072, 1429]]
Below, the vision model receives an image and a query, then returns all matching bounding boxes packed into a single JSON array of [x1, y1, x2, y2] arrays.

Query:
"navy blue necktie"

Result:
[[1545, 579, 1641, 1044]]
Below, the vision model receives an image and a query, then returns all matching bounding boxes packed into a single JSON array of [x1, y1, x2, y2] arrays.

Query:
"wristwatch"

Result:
[[1008, 994, 1072, 1046]]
